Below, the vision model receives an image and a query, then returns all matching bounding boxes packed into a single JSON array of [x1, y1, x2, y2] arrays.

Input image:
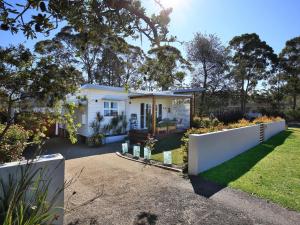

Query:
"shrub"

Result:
[[0, 124, 30, 163], [0, 165, 63, 224], [285, 110, 300, 122], [227, 118, 254, 129], [191, 116, 222, 128], [216, 110, 244, 124], [253, 116, 284, 124]]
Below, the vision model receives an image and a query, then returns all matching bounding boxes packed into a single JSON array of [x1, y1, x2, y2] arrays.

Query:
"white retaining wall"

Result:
[[105, 134, 127, 144], [0, 154, 65, 225], [188, 121, 286, 175], [264, 121, 286, 140]]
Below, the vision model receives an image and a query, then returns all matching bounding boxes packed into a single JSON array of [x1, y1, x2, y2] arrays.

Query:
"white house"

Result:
[[66, 84, 197, 143]]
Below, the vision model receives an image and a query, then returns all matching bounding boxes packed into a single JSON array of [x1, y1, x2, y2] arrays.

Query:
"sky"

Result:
[[1, 0, 300, 57]]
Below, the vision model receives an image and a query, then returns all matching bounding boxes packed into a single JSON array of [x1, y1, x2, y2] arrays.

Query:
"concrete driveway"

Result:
[[42, 138, 300, 225]]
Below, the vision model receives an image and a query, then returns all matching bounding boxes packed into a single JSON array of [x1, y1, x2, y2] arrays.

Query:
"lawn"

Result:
[[201, 128, 300, 212], [151, 132, 184, 165]]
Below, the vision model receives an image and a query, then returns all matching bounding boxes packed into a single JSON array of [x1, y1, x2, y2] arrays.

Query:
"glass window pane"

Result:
[[104, 110, 110, 116], [111, 102, 117, 109], [104, 102, 109, 109]]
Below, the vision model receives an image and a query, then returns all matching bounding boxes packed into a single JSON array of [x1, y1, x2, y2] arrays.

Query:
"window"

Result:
[[104, 101, 118, 117]]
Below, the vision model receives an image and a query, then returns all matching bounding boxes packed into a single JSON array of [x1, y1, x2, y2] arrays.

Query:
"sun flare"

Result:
[[159, 0, 183, 9]]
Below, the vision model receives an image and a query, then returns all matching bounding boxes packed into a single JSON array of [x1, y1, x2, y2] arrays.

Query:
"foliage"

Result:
[[216, 110, 244, 124], [252, 116, 283, 124], [0, 0, 173, 46], [89, 112, 105, 147], [187, 33, 229, 113], [285, 110, 300, 122], [104, 114, 127, 135], [141, 45, 192, 90], [228, 33, 277, 113], [226, 119, 254, 129], [191, 116, 222, 128], [0, 44, 82, 147], [0, 165, 63, 224], [144, 137, 157, 153], [0, 124, 30, 163], [60, 102, 81, 144], [279, 36, 300, 111]]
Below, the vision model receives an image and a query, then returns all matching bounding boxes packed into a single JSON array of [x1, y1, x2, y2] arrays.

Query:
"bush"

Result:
[[285, 110, 300, 122], [192, 116, 222, 128], [0, 124, 30, 163], [253, 116, 284, 124], [227, 118, 254, 129], [216, 111, 244, 124]]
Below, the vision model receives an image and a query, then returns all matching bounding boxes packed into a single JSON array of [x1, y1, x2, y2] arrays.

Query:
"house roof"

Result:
[[129, 92, 192, 99], [173, 87, 205, 93], [81, 84, 126, 92], [79, 84, 194, 98]]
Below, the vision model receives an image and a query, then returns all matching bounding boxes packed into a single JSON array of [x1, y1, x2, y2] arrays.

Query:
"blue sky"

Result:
[[1, 0, 299, 55]]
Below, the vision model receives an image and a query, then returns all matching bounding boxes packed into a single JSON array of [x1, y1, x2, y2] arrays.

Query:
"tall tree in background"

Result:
[[141, 45, 191, 91], [279, 36, 300, 111], [95, 48, 125, 86], [187, 33, 228, 110], [228, 33, 277, 113]]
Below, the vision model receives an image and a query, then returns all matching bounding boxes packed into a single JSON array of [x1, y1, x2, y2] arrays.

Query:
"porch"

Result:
[[128, 92, 193, 140]]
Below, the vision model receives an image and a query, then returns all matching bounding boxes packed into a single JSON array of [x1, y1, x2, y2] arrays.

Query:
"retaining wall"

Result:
[[188, 121, 286, 175]]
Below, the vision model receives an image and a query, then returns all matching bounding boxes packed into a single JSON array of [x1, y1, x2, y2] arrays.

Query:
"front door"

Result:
[[140, 103, 152, 129]]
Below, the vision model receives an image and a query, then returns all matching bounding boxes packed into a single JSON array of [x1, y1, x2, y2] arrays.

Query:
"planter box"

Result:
[[0, 154, 65, 225], [105, 134, 127, 144], [188, 121, 286, 175]]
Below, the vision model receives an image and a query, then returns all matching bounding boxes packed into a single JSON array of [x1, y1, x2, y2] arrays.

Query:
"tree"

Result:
[[141, 45, 191, 91], [95, 48, 125, 86], [0, 0, 173, 46], [268, 71, 286, 112], [0, 44, 82, 143], [228, 33, 277, 113], [187, 33, 228, 109], [279, 36, 300, 110]]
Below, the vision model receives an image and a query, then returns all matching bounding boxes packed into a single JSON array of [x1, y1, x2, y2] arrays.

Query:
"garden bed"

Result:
[[116, 151, 182, 172]]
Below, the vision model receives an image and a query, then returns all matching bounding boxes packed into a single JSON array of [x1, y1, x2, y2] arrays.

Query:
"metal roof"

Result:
[[81, 84, 126, 92], [173, 87, 205, 93], [129, 92, 192, 99]]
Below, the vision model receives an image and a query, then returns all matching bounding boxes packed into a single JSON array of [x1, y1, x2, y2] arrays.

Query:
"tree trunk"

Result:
[[240, 79, 245, 113], [293, 93, 297, 111], [200, 60, 208, 114]]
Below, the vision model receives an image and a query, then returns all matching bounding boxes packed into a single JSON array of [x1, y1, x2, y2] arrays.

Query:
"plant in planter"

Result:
[[0, 165, 63, 225], [144, 137, 157, 160]]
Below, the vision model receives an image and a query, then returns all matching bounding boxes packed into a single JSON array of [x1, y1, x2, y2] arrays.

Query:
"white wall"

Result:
[[264, 121, 286, 140], [188, 121, 286, 175], [0, 154, 65, 225]]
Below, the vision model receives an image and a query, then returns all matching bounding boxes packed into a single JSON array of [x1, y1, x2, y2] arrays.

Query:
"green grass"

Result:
[[151, 132, 184, 165], [201, 128, 300, 212]]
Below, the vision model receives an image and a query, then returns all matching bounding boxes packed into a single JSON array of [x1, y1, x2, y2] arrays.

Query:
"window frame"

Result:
[[103, 101, 119, 117]]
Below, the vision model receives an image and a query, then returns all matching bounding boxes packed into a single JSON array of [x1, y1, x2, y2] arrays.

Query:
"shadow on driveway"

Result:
[[24, 137, 121, 160]]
